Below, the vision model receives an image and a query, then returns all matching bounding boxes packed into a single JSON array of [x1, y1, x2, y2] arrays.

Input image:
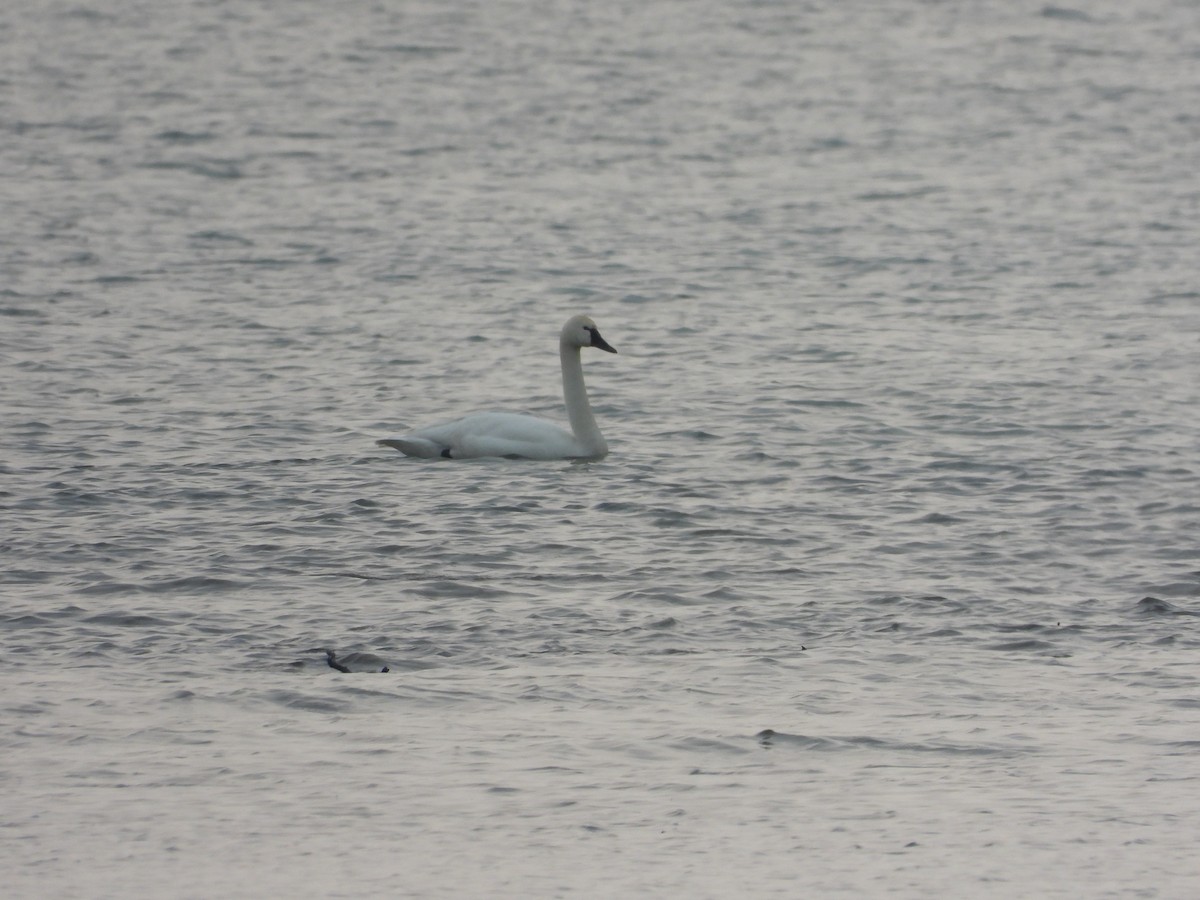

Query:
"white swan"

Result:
[[377, 314, 618, 460]]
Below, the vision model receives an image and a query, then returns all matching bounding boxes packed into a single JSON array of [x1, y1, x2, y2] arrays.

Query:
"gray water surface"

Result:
[[3, 1, 1199, 897]]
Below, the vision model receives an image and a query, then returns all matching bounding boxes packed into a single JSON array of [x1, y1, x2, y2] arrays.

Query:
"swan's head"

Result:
[[562, 315, 617, 354]]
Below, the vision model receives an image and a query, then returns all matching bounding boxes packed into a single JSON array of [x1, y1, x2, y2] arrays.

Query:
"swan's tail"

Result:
[[377, 437, 446, 458]]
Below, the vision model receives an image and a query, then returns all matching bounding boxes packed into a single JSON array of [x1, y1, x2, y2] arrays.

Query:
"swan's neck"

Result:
[[561, 341, 607, 456]]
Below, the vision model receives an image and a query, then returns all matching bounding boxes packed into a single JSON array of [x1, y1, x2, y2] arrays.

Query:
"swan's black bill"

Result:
[[589, 327, 617, 354]]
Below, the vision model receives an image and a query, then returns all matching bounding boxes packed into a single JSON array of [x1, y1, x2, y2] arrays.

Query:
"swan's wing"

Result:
[[380, 412, 584, 460]]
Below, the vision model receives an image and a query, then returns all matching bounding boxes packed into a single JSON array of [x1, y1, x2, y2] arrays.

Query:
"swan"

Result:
[[377, 314, 617, 460]]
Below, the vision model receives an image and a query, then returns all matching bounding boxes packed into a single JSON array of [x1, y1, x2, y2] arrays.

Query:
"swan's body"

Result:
[[378, 315, 617, 460]]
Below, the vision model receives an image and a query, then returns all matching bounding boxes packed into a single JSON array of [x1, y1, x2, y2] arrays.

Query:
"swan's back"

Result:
[[381, 412, 590, 460]]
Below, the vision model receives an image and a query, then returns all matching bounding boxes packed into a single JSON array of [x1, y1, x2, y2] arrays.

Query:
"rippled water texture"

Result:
[[3, 1, 1199, 897]]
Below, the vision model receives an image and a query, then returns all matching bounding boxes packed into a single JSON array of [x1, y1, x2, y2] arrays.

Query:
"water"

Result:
[[3, 0, 1199, 896]]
